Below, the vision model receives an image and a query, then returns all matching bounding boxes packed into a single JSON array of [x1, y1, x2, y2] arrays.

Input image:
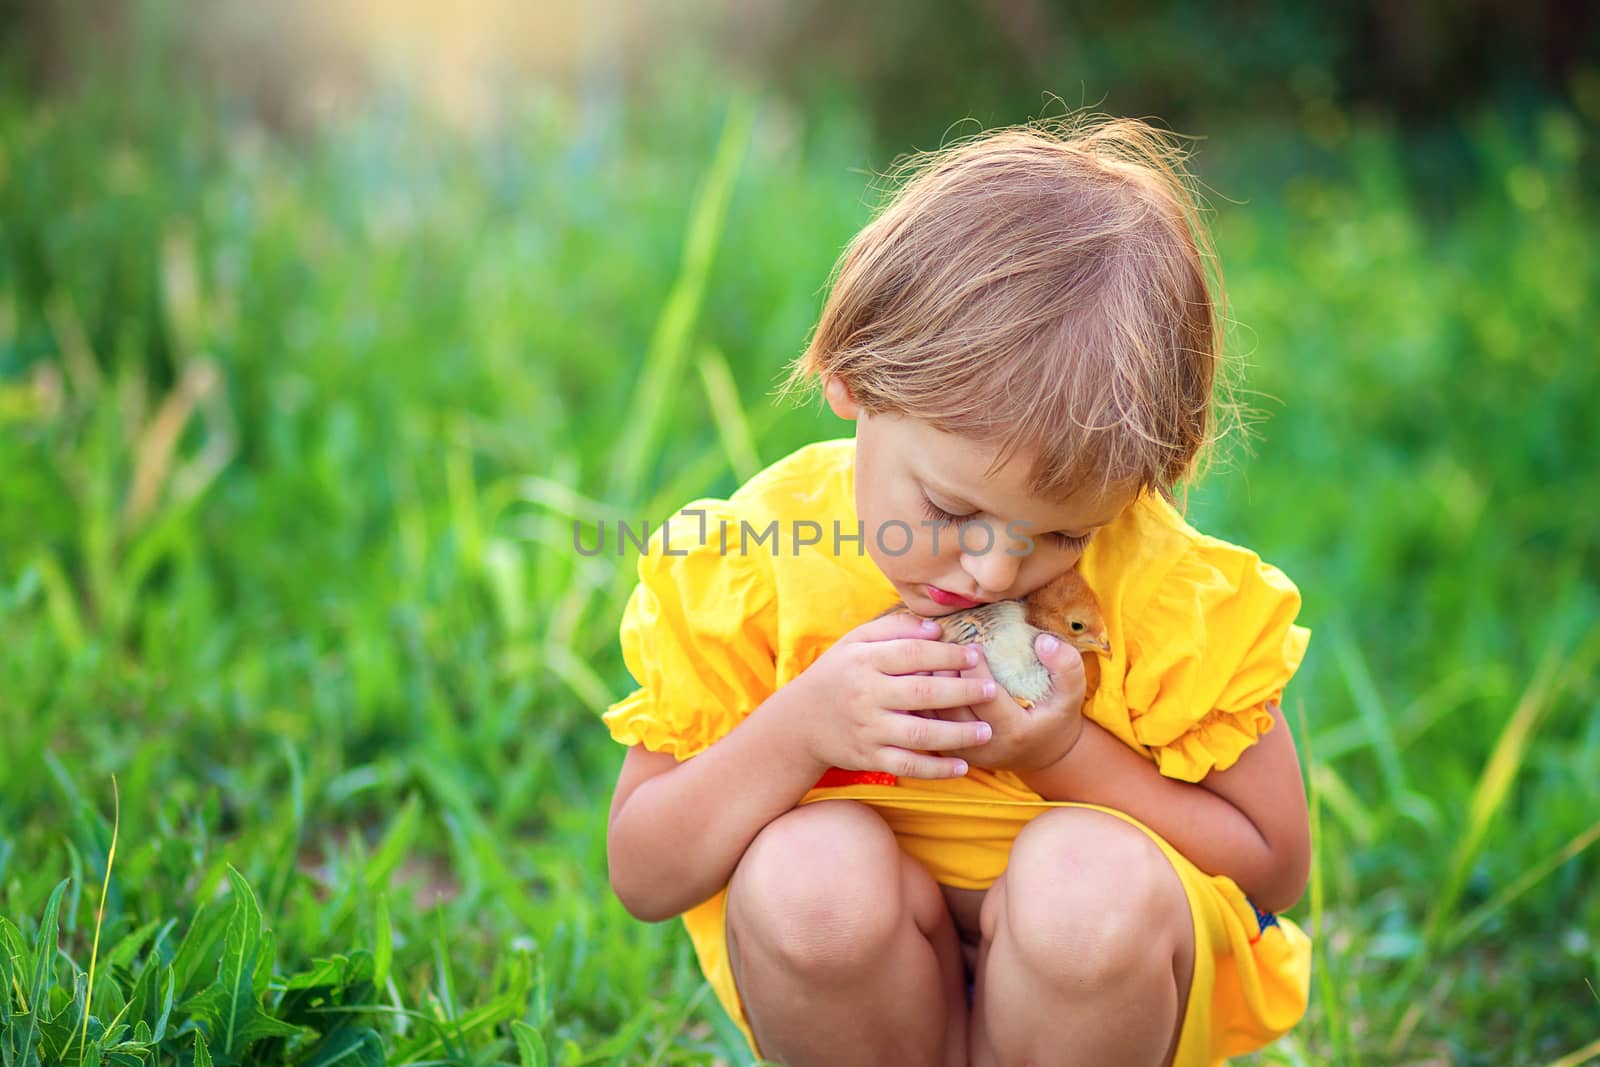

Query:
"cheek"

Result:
[[1012, 543, 1079, 590], [867, 520, 939, 574], [857, 511, 946, 578]]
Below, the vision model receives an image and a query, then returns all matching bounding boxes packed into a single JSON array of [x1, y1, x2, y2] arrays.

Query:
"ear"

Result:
[[823, 374, 861, 420]]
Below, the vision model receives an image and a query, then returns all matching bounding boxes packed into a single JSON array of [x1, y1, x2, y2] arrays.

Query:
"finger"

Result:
[[870, 601, 924, 621], [886, 673, 996, 711], [855, 610, 943, 643], [1036, 632, 1085, 681], [874, 747, 974, 780], [960, 648, 995, 681], [887, 751, 972, 779], [887, 712, 992, 753], [873, 637, 981, 676]]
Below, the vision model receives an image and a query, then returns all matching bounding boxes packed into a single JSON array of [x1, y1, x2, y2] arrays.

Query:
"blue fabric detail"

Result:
[[1250, 898, 1279, 934]]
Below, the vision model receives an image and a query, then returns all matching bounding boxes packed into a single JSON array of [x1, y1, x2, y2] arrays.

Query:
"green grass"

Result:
[[2, 52, 1598, 1066]]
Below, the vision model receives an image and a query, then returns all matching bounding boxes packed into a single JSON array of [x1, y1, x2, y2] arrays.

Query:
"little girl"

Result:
[[603, 115, 1312, 1066]]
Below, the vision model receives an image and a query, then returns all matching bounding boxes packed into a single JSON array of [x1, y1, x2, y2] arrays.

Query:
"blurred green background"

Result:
[[1, 1, 1597, 1064]]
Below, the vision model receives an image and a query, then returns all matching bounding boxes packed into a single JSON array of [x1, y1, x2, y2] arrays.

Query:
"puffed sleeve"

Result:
[[1121, 539, 1311, 782], [601, 501, 780, 761]]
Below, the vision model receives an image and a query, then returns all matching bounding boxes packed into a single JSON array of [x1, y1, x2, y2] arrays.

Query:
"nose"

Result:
[[958, 521, 1025, 595]]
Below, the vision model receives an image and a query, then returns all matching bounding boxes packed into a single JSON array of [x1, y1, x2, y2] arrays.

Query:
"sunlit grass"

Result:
[[1, 49, 1597, 1065]]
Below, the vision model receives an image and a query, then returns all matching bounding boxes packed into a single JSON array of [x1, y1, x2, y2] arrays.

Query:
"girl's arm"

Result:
[[608, 612, 995, 923], [607, 681, 831, 922], [1018, 701, 1311, 913]]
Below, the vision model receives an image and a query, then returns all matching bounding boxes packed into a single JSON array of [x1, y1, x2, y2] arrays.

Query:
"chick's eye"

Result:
[[1069, 621, 1085, 632]]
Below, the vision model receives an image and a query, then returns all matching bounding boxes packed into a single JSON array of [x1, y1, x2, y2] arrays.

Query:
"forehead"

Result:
[[880, 414, 1129, 527]]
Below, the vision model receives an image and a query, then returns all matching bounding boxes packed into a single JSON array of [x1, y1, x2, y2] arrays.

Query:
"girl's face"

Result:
[[824, 376, 1135, 616]]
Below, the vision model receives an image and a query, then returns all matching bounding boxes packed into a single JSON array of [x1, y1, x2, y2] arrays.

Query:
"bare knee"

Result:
[[989, 809, 1191, 989], [728, 801, 907, 976]]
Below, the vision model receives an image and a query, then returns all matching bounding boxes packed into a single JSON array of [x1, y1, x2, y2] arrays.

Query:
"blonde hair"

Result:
[[775, 112, 1240, 509]]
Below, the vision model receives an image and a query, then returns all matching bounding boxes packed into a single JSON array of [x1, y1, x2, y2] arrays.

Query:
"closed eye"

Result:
[[922, 493, 1093, 552], [1049, 531, 1093, 552], [918, 494, 970, 526]]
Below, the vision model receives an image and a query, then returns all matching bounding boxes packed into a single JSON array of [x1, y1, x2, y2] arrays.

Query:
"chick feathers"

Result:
[[936, 567, 1110, 708]]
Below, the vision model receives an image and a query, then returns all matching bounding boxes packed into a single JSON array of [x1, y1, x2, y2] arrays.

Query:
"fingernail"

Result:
[[1037, 634, 1060, 655], [952, 760, 969, 776], [982, 680, 997, 699], [922, 619, 940, 633], [964, 645, 979, 666], [975, 722, 993, 741]]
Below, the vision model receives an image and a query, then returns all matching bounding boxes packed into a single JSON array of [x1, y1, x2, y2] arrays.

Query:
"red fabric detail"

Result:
[[813, 768, 898, 788]]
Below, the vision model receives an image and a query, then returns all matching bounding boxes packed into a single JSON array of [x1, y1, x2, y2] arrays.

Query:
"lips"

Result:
[[926, 585, 983, 609]]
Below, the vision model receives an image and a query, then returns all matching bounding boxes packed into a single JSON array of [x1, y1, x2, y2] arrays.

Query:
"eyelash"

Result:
[[917, 495, 967, 526], [1053, 531, 1094, 553], [918, 495, 1092, 552]]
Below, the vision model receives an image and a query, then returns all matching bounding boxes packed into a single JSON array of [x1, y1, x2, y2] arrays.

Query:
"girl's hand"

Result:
[[936, 633, 1087, 772], [786, 611, 997, 780]]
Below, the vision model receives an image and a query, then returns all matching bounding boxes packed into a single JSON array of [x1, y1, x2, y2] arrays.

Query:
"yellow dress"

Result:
[[603, 438, 1313, 1065]]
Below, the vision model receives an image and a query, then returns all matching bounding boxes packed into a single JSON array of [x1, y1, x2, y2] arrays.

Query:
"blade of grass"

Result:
[[45, 291, 101, 400], [642, 981, 713, 1067], [19, 880, 70, 1066], [498, 476, 615, 525], [1295, 696, 1355, 1067], [75, 777, 119, 1066], [1307, 762, 1376, 848], [1395, 621, 1600, 999], [386, 980, 532, 1063], [1310, 662, 1495, 764], [363, 795, 423, 896], [696, 346, 763, 484], [1384, 968, 1457, 1061], [643, 397, 788, 524], [608, 96, 755, 506], [446, 422, 484, 580], [1443, 818, 1600, 951], [1331, 625, 1405, 802], [372, 892, 392, 993], [1543, 1037, 1600, 1067], [32, 551, 84, 653], [541, 644, 617, 717], [1423, 625, 1597, 949]]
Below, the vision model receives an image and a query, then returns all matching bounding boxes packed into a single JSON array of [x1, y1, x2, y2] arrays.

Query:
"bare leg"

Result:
[[969, 808, 1196, 1067], [726, 799, 969, 1066]]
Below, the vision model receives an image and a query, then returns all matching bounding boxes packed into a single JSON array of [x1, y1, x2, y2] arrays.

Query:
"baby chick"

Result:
[[936, 568, 1110, 708]]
